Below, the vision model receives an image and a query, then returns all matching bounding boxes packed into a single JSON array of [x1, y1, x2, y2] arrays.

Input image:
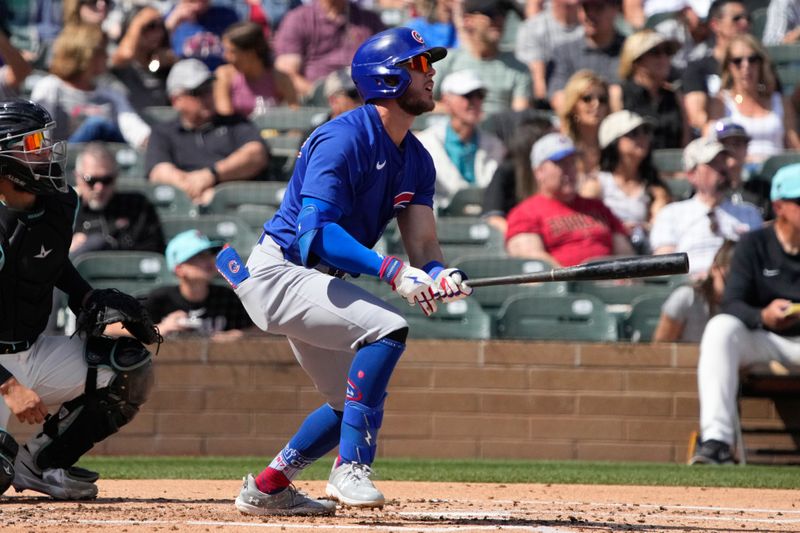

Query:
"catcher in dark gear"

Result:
[[0, 98, 159, 501]]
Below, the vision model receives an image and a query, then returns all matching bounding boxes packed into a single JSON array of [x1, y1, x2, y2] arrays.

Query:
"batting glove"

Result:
[[380, 256, 438, 316], [433, 268, 473, 303]]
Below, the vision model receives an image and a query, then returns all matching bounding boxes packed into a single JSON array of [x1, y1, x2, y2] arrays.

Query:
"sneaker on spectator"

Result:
[[689, 439, 735, 465]]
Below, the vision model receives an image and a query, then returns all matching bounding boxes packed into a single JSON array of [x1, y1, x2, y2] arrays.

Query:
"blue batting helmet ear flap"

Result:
[[351, 27, 447, 102]]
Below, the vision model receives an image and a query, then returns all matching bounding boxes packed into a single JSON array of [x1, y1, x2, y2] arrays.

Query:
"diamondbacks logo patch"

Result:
[[393, 191, 414, 209], [411, 30, 424, 44]]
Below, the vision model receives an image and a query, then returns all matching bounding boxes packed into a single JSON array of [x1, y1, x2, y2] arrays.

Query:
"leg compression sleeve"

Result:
[[346, 336, 405, 406], [269, 403, 343, 478]]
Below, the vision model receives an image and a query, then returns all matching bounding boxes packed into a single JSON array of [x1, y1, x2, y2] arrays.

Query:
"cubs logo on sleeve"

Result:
[[393, 192, 414, 210]]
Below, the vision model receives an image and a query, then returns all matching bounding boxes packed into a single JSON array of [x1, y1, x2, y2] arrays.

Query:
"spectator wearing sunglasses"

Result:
[[689, 164, 800, 466], [558, 69, 611, 180], [145, 58, 270, 205], [71, 142, 166, 258], [650, 136, 762, 278], [708, 34, 800, 164], [214, 21, 296, 118], [548, 0, 626, 114], [615, 29, 688, 149], [433, 0, 531, 116], [681, 0, 751, 133], [416, 70, 506, 210], [110, 6, 176, 117]]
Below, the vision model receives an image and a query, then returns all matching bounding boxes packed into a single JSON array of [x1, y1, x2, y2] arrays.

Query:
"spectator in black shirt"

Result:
[[146, 229, 253, 340], [681, 0, 750, 133], [615, 29, 688, 149], [691, 163, 800, 465], [146, 58, 270, 206], [71, 142, 166, 257]]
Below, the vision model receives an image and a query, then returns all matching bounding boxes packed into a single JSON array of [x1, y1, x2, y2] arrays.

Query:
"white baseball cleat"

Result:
[[235, 474, 336, 516], [325, 460, 385, 508], [12, 446, 98, 500]]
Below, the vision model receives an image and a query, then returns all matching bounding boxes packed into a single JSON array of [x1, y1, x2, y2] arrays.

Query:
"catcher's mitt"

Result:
[[76, 288, 163, 346]]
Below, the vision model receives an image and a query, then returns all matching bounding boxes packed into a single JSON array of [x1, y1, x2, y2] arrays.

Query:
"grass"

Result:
[[77, 456, 800, 490]]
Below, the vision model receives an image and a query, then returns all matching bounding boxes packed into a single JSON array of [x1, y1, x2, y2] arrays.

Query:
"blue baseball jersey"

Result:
[[264, 104, 436, 267]]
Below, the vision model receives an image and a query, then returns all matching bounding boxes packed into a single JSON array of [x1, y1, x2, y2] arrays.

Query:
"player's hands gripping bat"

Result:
[[433, 268, 473, 303], [76, 288, 162, 345], [379, 256, 438, 316]]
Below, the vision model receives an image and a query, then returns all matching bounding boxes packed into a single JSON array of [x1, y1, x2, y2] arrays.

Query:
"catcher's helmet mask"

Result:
[[351, 27, 447, 103], [0, 99, 68, 195]]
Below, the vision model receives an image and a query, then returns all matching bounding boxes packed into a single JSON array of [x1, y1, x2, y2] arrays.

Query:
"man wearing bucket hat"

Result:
[[615, 29, 687, 149], [143, 230, 252, 339], [691, 163, 800, 465], [505, 132, 634, 266], [416, 69, 506, 209], [650, 136, 762, 277]]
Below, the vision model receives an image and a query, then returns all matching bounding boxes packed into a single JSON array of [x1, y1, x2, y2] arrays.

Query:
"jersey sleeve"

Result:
[[299, 125, 367, 215]]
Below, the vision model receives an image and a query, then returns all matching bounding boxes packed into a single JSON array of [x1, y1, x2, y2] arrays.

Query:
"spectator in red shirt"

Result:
[[505, 132, 634, 266]]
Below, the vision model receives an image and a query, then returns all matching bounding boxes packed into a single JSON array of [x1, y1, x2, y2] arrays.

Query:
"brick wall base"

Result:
[[9, 338, 792, 464]]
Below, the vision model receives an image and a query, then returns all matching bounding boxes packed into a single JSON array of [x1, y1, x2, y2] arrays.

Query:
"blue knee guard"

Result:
[[339, 395, 385, 465]]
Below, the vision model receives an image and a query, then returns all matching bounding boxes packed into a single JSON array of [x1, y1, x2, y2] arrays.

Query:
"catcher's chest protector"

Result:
[[0, 190, 76, 342]]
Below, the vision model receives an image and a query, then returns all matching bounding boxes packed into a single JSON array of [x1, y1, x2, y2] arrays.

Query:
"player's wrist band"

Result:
[[422, 260, 445, 279], [209, 165, 221, 185]]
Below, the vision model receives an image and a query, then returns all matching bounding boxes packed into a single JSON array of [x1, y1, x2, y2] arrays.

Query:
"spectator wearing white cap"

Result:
[[582, 110, 671, 253], [650, 136, 762, 277], [145, 58, 270, 205], [614, 29, 688, 149], [690, 163, 800, 466], [416, 69, 506, 209], [505, 132, 633, 266]]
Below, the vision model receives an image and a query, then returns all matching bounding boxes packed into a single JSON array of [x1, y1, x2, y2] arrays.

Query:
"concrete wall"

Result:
[[15, 338, 792, 463]]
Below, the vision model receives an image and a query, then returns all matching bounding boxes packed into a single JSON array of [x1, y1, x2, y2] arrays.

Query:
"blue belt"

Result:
[[0, 340, 33, 354]]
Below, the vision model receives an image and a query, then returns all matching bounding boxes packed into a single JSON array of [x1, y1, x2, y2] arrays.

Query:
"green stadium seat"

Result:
[[645, 10, 680, 29], [142, 106, 178, 124], [263, 134, 302, 179], [235, 204, 277, 234], [664, 178, 694, 201], [348, 275, 491, 339], [115, 181, 196, 217], [439, 187, 486, 217], [205, 181, 290, 214], [159, 214, 258, 259], [73, 251, 173, 290], [652, 148, 685, 176], [250, 106, 329, 133], [386, 216, 505, 262], [496, 293, 618, 341], [754, 151, 800, 183], [623, 293, 671, 342], [451, 256, 566, 326], [569, 274, 686, 306]]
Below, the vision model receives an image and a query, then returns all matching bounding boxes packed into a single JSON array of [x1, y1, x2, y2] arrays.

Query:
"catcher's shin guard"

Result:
[[0, 429, 19, 494], [32, 337, 153, 470]]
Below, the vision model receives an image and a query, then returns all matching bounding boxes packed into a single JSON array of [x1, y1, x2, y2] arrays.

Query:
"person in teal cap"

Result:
[[145, 230, 253, 340], [690, 162, 800, 465]]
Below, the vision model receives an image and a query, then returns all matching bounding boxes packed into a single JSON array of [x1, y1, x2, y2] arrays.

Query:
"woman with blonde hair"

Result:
[[615, 29, 687, 149], [558, 69, 610, 180], [30, 24, 150, 149], [214, 21, 297, 118], [708, 33, 800, 164]]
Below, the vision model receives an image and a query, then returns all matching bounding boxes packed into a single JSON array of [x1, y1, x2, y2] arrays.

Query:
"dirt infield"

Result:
[[2, 480, 798, 532]]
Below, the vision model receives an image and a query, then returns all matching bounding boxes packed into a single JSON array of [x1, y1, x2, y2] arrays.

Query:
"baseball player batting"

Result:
[[216, 28, 472, 516], [0, 99, 158, 501]]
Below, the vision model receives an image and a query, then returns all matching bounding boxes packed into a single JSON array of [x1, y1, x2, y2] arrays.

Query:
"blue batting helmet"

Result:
[[351, 27, 447, 102]]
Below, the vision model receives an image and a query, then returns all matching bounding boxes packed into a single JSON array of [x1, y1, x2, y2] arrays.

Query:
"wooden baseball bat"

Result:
[[462, 253, 689, 288]]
